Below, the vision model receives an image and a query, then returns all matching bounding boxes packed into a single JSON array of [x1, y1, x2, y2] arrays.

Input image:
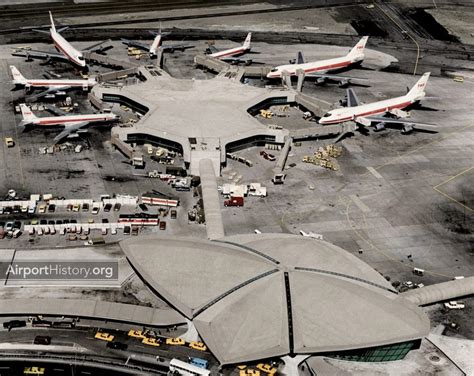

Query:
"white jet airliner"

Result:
[[319, 72, 436, 134], [207, 32, 252, 63], [122, 31, 194, 58], [12, 12, 111, 68], [10, 65, 96, 100], [19, 103, 118, 142], [266, 36, 369, 85]]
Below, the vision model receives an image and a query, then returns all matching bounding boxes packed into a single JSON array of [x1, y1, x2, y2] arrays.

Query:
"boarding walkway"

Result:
[[199, 159, 225, 240]]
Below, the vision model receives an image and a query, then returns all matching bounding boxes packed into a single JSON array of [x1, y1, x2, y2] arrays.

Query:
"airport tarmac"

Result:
[[0, 29, 472, 349]]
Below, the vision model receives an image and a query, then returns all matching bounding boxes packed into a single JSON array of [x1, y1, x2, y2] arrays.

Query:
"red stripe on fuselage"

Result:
[[213, 47, 245, 58], [37, 117, 110, 125], [304, 60, 351, 74], [28, 81, 88, 87], [268, 60, 352, 78]]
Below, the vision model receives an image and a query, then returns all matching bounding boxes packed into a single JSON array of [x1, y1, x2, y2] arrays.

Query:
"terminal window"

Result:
[[325, 340, 419, 362]]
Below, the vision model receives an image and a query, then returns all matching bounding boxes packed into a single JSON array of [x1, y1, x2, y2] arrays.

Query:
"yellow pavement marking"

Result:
[[433, 166, 473, 212], [375, 1, 420, 75]]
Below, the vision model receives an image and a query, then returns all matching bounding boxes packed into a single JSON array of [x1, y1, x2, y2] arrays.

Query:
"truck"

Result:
[[272, 173, 286, 185], [173, 178, 191, 192], [132, 156, 145, 168], [247, 183, 267, 197], [224, 196, 244, 207]]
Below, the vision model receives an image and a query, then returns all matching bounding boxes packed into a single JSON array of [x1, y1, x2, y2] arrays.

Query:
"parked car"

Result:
[[47, 204, 56, 213], [103, 203, 112, 212], [107, 341, 128, 350], [260, 150, 276, 161], [5, 222, 14, 232], [34, 335, 51, 345], [113, 203, 121, 211]]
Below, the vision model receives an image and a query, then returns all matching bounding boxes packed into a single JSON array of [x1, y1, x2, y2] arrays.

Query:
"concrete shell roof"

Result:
[[121, 234, 430, 365]]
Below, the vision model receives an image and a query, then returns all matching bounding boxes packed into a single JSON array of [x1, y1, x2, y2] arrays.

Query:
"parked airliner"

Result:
[[10, 65, 96, 100], [207, 32, 252, 63], [122, 31, 194, 58], [11, 12, 111, 69], [267, 36, 369, 86], [319, 72, 436, 133], [19, 103, 118, 142]]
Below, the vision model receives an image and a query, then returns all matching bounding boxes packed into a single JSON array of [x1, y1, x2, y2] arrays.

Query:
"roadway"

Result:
[[0, 321, 217, 373]]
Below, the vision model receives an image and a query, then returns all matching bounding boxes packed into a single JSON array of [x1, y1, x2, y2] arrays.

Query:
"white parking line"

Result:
[[350, 194, 371, 213], [367, 166, 383, 180]]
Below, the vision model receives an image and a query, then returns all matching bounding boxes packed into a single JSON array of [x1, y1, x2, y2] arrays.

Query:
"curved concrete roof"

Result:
[[0, 298, 185, 327], [121, 234, 430, 365]]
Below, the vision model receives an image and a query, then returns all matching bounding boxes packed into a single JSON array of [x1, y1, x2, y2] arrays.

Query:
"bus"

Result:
[[190, 358, 208, 369], [169, 358, 211, 376], [118, 213, 159, 226]]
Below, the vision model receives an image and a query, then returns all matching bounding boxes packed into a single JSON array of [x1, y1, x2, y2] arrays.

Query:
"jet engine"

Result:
[[401, 124, 414, 134], [373, 123, 386, 132]]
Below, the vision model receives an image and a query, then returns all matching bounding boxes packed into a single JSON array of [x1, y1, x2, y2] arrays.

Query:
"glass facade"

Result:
[[326, 340, 420, 362]]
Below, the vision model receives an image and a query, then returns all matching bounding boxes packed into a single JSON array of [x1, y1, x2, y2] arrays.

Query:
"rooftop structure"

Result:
[[121, 233, 430, 365], [0, 298, 185, 327], [92, 67, 290, 175]]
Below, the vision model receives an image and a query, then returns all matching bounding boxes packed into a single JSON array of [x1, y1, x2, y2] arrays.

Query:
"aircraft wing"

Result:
[[161, 43, 194, 52], [82, 39, 113, 53], [43, 104, 69, 116], [11, 49, 68, 62], [220, 57, 265, 65], [346, 88, 360, 107], [27, 87, 69, 102], [364, 115, 437, 129], [54, 121, 88, 142], [305, 72, 367, 82], [354, 115, 438, 132], [121, 38, 149, 51]]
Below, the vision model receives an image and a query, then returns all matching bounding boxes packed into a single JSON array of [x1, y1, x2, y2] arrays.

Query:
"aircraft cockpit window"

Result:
[[270, 68, 278, 72], [78, 56, 85, 61], [323, 113, 332, 117]]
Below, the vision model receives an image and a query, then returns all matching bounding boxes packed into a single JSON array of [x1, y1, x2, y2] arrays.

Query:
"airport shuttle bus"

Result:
[[169, 358, 211, 376], [118, 213, 159, 226]]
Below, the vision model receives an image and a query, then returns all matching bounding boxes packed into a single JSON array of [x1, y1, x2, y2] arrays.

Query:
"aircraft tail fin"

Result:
[[243, 32, 251, 49], [407, 72, 430, 100], [297, 51, 304, 64], [49, 11, 56, 33], [10, 66, 27, 85], [347, 36, 368, 58], [19, 103, 37, 122]]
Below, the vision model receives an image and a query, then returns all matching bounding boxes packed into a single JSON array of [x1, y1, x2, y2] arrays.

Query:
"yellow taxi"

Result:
[[24, 367, 45, 375], [189, 341, 207, 351], [165, 337, 185, 346], [240, 369, 260, 376], [94, 332, 114, 342], [128, 329, 146, 339], [4, 137, 14, 148], [142, 337, 161, 347], [256, 364, 277, 375]]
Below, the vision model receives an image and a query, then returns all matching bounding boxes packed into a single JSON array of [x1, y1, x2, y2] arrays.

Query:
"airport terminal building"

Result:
[[121, 233, 430, 365]]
